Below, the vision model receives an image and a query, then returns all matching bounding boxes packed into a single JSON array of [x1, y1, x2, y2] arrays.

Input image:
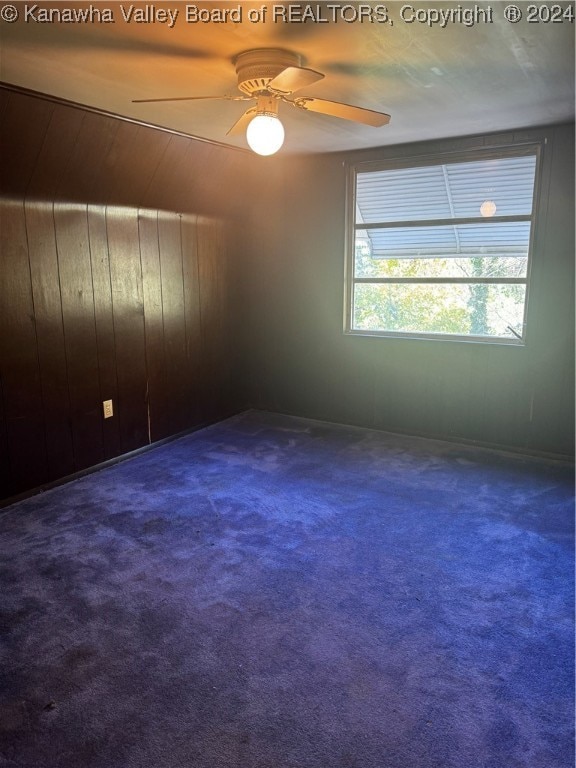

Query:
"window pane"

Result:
[[354, 250, 528, 278], [359, 221, 531, 259], [353, 282, 526, 339], [446, 158, 536, 218], [356, 154, 536, 223], [355, 249, 528, 279]]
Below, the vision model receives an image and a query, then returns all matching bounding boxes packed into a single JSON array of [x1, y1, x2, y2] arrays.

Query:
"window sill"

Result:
[[344, 329, 526, 346]]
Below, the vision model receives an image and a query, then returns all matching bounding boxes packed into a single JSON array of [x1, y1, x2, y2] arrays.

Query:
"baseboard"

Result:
[[0, 408, 245, 511], [249, 405, 575, 465]]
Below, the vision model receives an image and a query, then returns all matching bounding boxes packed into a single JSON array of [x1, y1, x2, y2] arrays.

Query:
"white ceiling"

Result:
[[1, 1, 574, 153]]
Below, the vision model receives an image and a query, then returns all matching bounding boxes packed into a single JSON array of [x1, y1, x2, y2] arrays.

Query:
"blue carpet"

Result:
[[0, 410, 573, 768]]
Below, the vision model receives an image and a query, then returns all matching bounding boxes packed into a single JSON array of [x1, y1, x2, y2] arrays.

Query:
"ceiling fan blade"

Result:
[[132, 95, 251, 104], [294, 97, 390, 127], [268, 66, 325, 94], [226, 107, 258, 136]]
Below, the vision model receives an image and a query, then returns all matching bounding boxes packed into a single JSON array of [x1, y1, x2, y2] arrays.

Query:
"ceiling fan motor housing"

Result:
[[234, 49, 301, 95]]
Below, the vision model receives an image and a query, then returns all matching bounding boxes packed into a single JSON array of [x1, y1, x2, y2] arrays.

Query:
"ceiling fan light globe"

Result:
[[246, 114, 285, 156]]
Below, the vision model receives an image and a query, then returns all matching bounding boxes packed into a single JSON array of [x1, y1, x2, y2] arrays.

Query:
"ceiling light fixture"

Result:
[[132, 49, 391, 157], [246, 94, 285, 156]]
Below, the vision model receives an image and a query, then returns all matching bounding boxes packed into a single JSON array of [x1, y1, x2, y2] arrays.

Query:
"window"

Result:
[[346, 147, 540, 343]]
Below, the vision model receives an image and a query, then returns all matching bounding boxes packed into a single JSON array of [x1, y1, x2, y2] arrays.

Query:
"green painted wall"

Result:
[[241, 124, 575, 457]]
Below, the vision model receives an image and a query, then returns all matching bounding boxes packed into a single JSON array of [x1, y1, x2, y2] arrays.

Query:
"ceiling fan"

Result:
[[133, 48, 391, 155]]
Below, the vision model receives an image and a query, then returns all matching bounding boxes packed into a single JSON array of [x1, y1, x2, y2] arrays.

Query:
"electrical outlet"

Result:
[[103, 399, 113, 419]]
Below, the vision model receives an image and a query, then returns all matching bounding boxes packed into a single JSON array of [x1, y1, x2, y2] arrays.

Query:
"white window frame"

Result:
[[344, 144, 542, 345]]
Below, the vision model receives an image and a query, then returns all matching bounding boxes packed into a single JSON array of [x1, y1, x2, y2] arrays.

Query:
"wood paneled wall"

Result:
[[0, 87, 253, 215], [0, 86, 251, 500], [0, 200, 232, 498]]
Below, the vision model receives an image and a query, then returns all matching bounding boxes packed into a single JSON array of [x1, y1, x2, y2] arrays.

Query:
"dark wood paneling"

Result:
[[106, 206, 148, 453], [0, 86, 253, 499], [102, 124, 171, 207], [1, 85, 257, 216], [54, 203, 103, 471], [197, 216, 232, 421], [141, 135, 193, 213], [26, 106, 85, 201], [181, 214, 204, 427], [0, 376, 10, 496], [25, 201, 75, 479], [0, 199, 47, 495], [158, 211, 188, 435], [88, 204, 122, 460], [1, 196, 238, 500], [139, 209, 170, 442], [55, 110, 120, 204], [0, 93, 55, 197], [0, 87, 10, 120]]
